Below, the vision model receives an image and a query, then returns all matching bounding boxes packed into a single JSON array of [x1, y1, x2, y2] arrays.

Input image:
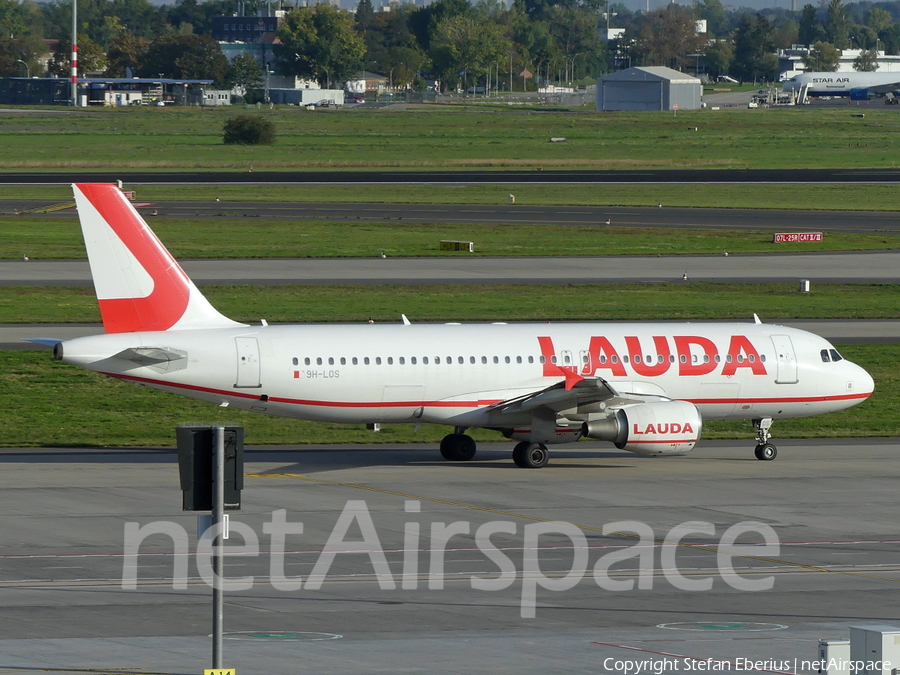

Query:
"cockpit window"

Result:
[[820, 349, 831, 363], [830, 349, 843, 362]]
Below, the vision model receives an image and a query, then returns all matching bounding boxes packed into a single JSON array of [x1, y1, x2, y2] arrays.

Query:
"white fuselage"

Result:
[[783, 72, 900, 96], [58, 321, 873, 441]]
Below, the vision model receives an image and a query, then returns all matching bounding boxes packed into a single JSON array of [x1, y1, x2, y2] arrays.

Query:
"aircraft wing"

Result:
[[488, 375, 667, 417], [866, 81, 900, 94]]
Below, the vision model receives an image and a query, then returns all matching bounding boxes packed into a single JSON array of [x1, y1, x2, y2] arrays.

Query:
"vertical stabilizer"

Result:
[[72, 183, 245, 333]]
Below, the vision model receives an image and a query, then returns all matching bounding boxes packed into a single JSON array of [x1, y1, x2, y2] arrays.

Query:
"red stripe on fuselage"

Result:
[[104, 372, 502, 408], [686, 392, 871, 404], [103, 372, 872, 410]]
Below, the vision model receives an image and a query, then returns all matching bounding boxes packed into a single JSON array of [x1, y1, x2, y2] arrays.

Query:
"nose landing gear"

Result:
[[752, 418, 777, 461]]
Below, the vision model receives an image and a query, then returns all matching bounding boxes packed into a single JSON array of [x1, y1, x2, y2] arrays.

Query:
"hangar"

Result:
[[596, 67, 702, 111]]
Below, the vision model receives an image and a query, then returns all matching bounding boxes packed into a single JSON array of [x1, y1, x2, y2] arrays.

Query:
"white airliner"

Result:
[[783, 71, 900, 101], [42, 184, 874, 468]]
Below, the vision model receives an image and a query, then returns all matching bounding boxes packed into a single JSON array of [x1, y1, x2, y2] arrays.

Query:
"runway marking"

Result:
[[7, 562, 900, 590], [221, 631, 342, 641], [657, 622, 787, 631], [591, 641, 799, 675], [0, 670, 168, 675], [256, 473, 900, 584]]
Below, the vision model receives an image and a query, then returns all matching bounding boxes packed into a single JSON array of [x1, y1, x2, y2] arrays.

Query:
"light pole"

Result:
[[71, 0, 78, 106], [16, 59, 29, 78]]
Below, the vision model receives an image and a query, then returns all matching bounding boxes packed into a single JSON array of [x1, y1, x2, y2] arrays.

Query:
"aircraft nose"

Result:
[[850, 363, 875, 399]]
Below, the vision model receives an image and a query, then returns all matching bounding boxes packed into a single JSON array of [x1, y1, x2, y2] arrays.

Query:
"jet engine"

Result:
[[581, 400, 702, 455]]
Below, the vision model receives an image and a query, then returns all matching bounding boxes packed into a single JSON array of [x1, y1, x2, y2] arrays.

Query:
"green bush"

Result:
[[222, 115, 276, 145]]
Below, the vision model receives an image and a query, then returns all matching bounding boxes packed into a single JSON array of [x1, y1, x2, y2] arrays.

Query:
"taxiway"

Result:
[[0, 439, 897, 674]]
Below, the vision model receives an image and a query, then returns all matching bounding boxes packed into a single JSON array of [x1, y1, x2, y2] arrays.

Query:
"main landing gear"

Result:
[[753, 417, 777, 461], [438, 429, 551, 468], [513, 441, 550, 469], [440, 430, 477, 461]]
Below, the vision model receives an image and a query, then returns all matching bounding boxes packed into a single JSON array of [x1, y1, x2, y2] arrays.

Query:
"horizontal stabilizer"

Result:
[[23, 337, 64, 347], [113, 346, 188, 373]]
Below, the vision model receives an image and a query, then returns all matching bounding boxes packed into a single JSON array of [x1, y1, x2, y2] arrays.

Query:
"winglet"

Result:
[[563, 369, 585, 391], [72, 183, 245, 333]]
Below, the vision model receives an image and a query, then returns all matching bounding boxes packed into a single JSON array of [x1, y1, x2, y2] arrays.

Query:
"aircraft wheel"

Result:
[[512, 441, 529, 467], [754, 443, 777, 461], [521, 443, 550, 469], [440, 433, 476, 461]]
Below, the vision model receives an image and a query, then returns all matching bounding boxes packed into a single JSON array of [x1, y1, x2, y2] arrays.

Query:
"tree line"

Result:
[[0, 0, 608, 92], [4, 0, 900, 92]]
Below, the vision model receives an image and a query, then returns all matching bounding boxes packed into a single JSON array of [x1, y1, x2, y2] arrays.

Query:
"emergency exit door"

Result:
[[234, 337, 261, 388]]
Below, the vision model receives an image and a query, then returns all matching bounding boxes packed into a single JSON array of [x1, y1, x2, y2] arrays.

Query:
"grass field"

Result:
[[3, 283, 899, 324], [0, 343, 890, 447], [2, 105, 896, 449], [4, 183, 900, 212], [4, 216, 899, 260], [3, 106, 900, 170]]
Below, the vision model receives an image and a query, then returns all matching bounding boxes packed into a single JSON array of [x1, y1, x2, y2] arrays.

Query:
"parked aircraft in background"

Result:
[[783, 71, 900, 101], [39, 184, 874, 468]]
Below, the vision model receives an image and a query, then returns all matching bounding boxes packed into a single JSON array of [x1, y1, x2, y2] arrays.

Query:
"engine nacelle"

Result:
[[582, 400, 702, 455]]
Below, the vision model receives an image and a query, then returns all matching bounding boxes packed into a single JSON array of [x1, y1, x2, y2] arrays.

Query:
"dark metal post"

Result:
[[212, 426, 225, 668]]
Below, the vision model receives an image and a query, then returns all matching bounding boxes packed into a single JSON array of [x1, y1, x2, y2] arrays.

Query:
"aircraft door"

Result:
[[235, 337, 261, 388], [560, 350, 573, 368], [579, 350, 592, 374], [770, 334, 799, 384]]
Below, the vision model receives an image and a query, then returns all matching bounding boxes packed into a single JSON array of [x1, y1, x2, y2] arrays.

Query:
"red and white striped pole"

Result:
[[71, 0, 77, 106]]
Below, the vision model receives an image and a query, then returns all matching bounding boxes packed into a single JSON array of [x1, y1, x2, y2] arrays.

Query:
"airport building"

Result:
[[596, 66, 701, 111], [0, 77, 218, 106]]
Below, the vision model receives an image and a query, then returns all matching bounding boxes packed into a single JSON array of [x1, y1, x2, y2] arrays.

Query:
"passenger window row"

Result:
[[289, 352, 766, 366], [292, 355, 540, 366]]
